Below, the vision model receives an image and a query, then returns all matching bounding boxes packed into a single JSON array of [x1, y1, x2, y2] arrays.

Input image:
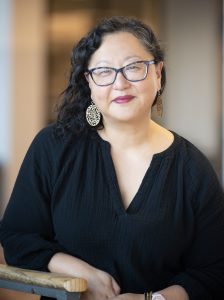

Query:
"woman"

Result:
[[0, 16, 224, 300]]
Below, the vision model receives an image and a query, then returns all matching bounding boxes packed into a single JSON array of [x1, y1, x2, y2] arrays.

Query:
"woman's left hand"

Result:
[[110, 285, 189, 300]]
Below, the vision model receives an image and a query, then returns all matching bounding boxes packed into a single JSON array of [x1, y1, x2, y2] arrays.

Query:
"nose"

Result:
[[113, 71, 130, 89]]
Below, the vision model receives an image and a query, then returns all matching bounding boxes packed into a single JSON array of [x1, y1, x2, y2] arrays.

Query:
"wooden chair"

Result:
[[0, 264, 87, 300]]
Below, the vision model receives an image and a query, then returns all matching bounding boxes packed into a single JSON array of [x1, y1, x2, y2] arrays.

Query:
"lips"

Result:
[[112, 95, 135, 104]]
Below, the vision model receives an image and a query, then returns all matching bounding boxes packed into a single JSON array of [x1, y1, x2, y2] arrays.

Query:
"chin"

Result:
[[112, 115, 144, 124]]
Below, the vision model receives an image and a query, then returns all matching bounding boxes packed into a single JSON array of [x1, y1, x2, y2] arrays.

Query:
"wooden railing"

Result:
[[0, 264, 87, 300]]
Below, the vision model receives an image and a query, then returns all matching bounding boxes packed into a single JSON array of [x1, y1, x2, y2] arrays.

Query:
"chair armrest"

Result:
[[0, 263, 87, 299], [0, 263, 87, 292]]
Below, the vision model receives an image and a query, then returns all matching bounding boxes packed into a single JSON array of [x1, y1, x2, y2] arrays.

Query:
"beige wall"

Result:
[[0, 1, 47, 296], [159, 0, 222, 175], [2, 0, 48, 213]]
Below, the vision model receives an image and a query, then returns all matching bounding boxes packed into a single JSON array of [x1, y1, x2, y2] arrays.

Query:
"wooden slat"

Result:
[[0, 264, 87, 292]]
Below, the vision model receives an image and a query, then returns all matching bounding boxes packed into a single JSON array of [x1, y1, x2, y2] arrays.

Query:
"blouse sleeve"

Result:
[[0, 126, 64, 271], [169, 149, 224, 300]]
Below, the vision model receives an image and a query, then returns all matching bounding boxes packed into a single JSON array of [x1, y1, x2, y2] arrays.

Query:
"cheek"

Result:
[[90, 85, 109, 103], [89, 86, 100, 102], [138, 80, 157, 98], [91, 89, 103, 102]]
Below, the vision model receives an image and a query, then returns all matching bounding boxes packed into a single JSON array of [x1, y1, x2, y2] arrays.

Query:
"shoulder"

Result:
[[28, 124, 98, 164], [24, 124, 62, 162], [150, 122, 219, 186], [173, 132, 215, 174], [31, 123, 61, 147], [172, 131, 223, 201], [29, 123, 87, 152], [23, 124, 79, 168]]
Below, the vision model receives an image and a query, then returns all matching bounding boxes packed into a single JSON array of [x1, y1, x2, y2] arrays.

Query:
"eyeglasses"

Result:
[[86, 60, 156, 87]]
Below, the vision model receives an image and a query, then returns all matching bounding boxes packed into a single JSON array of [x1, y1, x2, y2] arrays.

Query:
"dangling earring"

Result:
[[156, 90, 163, 117], [86, 101, 101, 126]]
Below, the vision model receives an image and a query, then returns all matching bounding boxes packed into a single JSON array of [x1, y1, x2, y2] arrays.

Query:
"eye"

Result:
[[125, 63, 142, 72], [93, 68, 113, 77]]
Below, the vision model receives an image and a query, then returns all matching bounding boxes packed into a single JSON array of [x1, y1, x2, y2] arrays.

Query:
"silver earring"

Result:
[[156, 91, 163, 117], [86, 101, 101, 126]]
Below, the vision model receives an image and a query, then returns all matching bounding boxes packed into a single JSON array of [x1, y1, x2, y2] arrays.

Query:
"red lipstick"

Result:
[[113, 95, 134, 104]]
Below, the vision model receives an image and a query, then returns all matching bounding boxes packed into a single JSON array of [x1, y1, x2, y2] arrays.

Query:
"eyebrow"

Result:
[[92, 56, 144, 68], [93, 60, 111, 67]]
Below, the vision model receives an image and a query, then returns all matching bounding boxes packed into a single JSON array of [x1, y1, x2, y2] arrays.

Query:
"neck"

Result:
[[99, 118, 155, 149]]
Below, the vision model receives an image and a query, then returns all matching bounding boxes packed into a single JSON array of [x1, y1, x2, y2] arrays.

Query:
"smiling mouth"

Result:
[[112, 95, 135, 104]]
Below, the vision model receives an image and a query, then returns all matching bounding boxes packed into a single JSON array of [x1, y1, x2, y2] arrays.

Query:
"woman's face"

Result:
[[87, 31, 163, 125]]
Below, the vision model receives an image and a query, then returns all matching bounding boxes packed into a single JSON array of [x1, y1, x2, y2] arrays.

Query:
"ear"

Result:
[[155, 61, 163, 90], [155, 61, 163, 80], [84, 72, 90, 83]]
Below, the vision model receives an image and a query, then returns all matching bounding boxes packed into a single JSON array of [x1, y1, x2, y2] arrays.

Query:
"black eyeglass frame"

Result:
[[86, 59, 156, 87]]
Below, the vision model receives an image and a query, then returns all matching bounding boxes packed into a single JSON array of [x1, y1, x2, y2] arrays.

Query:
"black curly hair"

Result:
[[55, 16, 166, 138]]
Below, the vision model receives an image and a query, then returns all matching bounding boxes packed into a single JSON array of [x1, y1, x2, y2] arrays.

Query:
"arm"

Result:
[[166, 152, 224, 300], [109, 285, 188, 300], [48, 252, 120, 300], [0, 127, 63, 270], [0, 127, 120, 299], [153, 285, 189, 300]]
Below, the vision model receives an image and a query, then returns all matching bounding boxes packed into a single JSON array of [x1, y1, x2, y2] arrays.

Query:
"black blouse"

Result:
[[0, 124, 224, 300]]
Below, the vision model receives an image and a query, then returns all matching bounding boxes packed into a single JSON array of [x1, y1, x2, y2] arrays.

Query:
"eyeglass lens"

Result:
[[91, 61, 152, 86]]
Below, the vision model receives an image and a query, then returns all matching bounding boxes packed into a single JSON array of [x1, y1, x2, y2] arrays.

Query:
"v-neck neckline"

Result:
[[105, 146, 161, 215], [93, 130, 179, 216]]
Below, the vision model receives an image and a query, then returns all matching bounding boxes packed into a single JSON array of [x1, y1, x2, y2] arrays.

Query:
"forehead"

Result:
[[88, 31, 152, 66]]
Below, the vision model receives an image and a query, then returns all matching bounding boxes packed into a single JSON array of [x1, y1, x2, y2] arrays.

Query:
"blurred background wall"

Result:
[[0, 0, 223, 299], [0, 0, 223, 212], [0, 0, 223, 215]]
